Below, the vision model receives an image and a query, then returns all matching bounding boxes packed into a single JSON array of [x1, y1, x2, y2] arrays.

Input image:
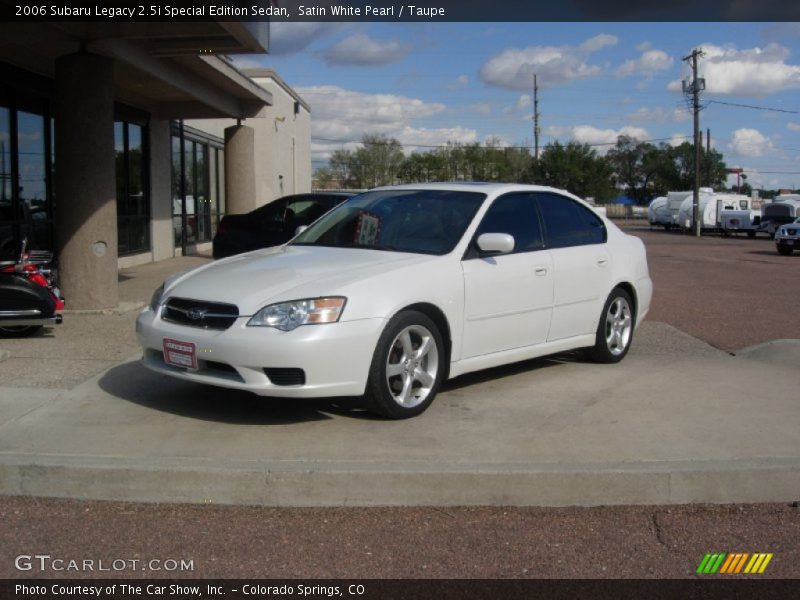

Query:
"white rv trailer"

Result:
[[647, 196, 667, 227], [720, 208, 761, 237], [677, 189, 719, 229], [760, 195, 800, 237], [649, 191, 692, 229]]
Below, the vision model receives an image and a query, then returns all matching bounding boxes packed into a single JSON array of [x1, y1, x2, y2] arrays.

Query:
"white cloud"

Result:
[[397, 126, 478, 149], [579, 34, 618, 53], [572, 125, 650, 149], [667, 133, 691, 147], [542, 125, 649, 153], [627, 106, 691, 123], [479, 34, 618, 90], [727, 128, 776, 157], [515, 94, 532, 109], [268, 22, 344, 55], [297, 85, 468, 160], [447, 74, 469, 90], [636, 42, 653, 52], [788, 122, 800, 132], [323, 33, 411, 66], [615, 49, 673, 78], [667, 43, 800, 96]]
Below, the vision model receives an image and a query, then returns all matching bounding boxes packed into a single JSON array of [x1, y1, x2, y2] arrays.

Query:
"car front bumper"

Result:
[[136, 308, 386, 397]]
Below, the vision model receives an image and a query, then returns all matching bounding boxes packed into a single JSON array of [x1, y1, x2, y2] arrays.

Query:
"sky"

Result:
[[233, 22, 800, 191]]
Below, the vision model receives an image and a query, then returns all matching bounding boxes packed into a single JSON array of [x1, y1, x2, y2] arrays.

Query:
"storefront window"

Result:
[[0, 105, 12, 257], [0, 83, 53, 259], [115, 119, 150, 255], [171, 123, 224, 249]]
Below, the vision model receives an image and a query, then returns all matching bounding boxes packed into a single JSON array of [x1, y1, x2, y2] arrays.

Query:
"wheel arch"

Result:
[[612, 281, 638, 322], [399, 302, 452, 379]]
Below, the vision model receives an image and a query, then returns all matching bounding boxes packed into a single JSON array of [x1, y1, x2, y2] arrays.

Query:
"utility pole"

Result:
[[683, 48, 704, 237], [706, 128, 711, 188], [533, 73, 540, 161]]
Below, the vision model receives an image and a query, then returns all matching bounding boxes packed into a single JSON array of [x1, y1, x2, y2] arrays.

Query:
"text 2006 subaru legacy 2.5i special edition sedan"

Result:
[[137, 183, 652, 419]]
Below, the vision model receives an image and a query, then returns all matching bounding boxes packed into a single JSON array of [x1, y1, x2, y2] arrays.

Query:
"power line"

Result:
[[707, 100, 799, 115]]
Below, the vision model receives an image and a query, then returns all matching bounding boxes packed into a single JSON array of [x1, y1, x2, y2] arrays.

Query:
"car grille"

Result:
[[264, 368, 306, 386], [162, 297, 239, 330], [787, 228, 798, 236]]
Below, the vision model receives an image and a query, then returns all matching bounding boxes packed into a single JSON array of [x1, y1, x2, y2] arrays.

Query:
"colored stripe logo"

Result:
[[696, 552, 773, 574]]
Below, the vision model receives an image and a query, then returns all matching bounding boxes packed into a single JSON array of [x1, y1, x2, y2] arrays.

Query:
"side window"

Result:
[[537, 193, 606, 249], [469, 193, 543, 256]]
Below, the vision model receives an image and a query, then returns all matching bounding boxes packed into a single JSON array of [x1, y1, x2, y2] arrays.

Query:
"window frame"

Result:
[[464, 192, 546, 260], [535, 192, 607, 250]]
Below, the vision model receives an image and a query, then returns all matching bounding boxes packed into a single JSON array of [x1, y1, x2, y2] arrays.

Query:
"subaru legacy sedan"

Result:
[[138, 183, 652, 419]]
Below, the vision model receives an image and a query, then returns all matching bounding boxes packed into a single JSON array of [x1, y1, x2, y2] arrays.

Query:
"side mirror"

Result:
[[477, 233, 514, 255], [295, 225, 308, 236]]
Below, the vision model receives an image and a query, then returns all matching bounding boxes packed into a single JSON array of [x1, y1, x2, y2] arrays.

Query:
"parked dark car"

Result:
[[212, 192, 356, 259]]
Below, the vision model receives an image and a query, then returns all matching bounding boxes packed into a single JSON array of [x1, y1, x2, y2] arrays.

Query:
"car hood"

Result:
[[163, 245, 433, 315]]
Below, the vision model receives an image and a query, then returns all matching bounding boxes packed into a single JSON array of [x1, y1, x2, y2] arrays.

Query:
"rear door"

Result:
[[536, 193, 611, 341]]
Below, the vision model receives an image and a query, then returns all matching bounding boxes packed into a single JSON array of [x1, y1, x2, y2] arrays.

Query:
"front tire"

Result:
[[587, 288, 635, 364], [777, 244, 793, 256], [362, 310, 445, 419]]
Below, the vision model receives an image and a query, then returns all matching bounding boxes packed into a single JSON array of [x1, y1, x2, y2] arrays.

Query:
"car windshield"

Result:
[[291, 190, 486, 255]]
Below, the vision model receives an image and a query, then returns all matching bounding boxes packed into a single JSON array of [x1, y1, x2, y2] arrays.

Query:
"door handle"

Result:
[[534, 266, 548, 276], [596, 257, 608, 266]]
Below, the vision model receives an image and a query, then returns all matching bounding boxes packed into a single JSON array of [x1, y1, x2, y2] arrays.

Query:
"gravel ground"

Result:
[[625, 225, 800, 352], [1, 497, 798, 579]]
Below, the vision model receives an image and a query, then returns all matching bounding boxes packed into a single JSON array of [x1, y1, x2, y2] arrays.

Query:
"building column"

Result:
[[149, 119, 175, 261], [54, 52, 117, 310], [224, 124, 256, 214]]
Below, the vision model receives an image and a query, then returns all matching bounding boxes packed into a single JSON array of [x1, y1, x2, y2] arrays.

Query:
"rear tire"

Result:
[[362, 310, 445, 419], [587, 288, 635, 364]]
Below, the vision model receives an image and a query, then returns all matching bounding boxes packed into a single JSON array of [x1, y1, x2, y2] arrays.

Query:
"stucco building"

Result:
[[0, 20, 311, 310]]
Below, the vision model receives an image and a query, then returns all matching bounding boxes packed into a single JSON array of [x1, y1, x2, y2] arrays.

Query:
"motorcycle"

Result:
[[0, 238, 64, 337]]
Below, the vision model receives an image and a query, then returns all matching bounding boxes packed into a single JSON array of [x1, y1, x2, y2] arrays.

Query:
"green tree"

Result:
[[534, 141, 615, 203], [328, 149, 357, 188], [605, 136, 661, 204], [352, 134, 405, 187], [664, 142, 727, 191]]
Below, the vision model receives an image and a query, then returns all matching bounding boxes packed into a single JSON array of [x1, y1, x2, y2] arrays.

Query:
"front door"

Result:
[[461, 193, 554, 358]]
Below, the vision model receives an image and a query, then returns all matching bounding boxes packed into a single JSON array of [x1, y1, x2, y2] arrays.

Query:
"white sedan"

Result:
[[137, 183, 652, 418]]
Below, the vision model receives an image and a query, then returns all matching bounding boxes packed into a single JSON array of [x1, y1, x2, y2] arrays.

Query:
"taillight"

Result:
[[29, 273, 49, 288]]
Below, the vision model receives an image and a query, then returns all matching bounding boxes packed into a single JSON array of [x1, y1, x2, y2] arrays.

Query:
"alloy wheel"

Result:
[[385, 324, 439, 408]]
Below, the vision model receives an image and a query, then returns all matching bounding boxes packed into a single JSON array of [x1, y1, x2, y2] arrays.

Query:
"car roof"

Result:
[[283, 191, 357, 199], [368, 181, 583, 198]]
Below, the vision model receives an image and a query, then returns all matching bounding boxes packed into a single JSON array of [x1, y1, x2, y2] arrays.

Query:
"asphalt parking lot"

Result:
[[626, 224, 800, 351], [1, 223, 799, 579]]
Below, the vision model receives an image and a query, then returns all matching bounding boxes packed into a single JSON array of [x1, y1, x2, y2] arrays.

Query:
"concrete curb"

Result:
[[63, 301, 145, 316], [1, 455, 798, 507], [734, 338, 800, 355]]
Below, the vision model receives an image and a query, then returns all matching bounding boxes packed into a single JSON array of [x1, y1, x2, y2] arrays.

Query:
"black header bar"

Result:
[[3, 0, 800, 22]]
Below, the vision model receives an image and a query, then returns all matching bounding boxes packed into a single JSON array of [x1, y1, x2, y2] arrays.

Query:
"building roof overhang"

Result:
[[0, 20, 272, 118]]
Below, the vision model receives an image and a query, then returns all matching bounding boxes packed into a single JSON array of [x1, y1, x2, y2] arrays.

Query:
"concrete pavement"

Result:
[[0, 255, 798, 507]]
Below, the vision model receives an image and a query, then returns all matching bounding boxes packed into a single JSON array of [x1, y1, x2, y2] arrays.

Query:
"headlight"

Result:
[[247, 297, 346, 331], [150, 283, 165, 312]]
